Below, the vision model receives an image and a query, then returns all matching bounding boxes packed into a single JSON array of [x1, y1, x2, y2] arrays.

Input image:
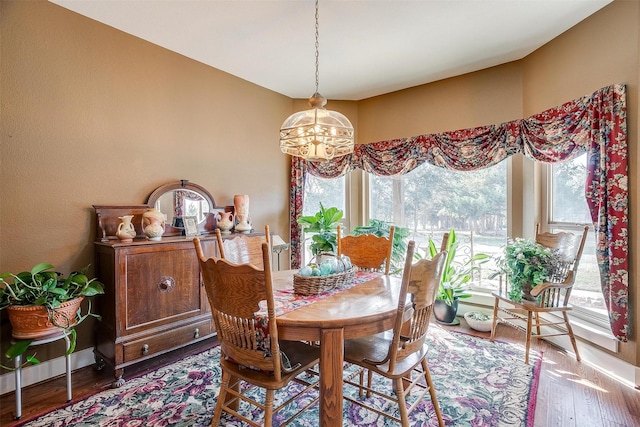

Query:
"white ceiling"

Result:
[[50, 0, 612, 101]]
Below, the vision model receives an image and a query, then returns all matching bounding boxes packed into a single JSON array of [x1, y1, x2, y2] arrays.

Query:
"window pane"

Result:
[[301, 174, 346, 264], [370, 162, 507, 288], [550, 154, 607, 317], [303, 175, 345, 215], [551, 155, 592, 223]]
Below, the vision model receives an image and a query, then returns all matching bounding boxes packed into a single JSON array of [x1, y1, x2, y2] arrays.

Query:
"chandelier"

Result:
[[279, 0, 354, 162]]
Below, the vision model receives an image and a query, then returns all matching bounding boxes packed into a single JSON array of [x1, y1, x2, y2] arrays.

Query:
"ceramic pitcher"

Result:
[[142, 208, 165, 241], [216, 211, 234, 234], [116, 215, 136, 242]]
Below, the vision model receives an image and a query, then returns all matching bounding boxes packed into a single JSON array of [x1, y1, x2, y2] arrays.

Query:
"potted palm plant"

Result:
[[0, 262, 104, 368], [422, 228, 489, 324]]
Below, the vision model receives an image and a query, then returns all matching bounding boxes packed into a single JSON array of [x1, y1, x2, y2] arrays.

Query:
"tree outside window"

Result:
[[369, 161, 507, 287]]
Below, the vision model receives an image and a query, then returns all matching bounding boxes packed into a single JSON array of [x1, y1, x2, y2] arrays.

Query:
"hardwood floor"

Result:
[[1, 320, 638, 426]]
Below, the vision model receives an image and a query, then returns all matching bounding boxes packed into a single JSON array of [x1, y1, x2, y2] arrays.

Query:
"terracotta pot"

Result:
[[6, 297, 84, 340]]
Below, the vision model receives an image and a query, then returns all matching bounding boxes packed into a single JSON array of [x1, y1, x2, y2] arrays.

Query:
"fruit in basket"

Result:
[[310, 267, 321, 276]]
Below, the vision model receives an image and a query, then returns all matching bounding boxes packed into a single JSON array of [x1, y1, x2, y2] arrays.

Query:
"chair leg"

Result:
[[422, 359, 445, 427], [525, 311, 533, 365], [357, 368, 365, 396], [212, 370, 230, 426], [534, 312, 542, 336], [563, 311, 581, 362], [366, 369, 373, 398], [490, 297, 499, 341], [264, 389, 275, 427], [393, 377, 410, 427]]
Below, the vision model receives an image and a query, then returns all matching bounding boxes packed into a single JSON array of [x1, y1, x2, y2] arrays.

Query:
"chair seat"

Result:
[[221, 340, 320, 390], [344, 333, 427, 379]]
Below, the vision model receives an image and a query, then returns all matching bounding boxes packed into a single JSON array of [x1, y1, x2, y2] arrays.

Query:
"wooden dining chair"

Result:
[[337, 225, 395, 274], [193, 238, 320, 427], [342, 240, 446, 427], [215, 224, 270, 269], [490, 224, 589, 364]]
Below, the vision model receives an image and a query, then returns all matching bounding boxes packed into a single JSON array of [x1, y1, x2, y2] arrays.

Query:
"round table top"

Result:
[[271, 270, 403, 338]]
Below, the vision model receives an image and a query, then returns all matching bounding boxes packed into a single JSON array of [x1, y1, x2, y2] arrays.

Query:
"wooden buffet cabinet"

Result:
[[92, 180, 242, 386]]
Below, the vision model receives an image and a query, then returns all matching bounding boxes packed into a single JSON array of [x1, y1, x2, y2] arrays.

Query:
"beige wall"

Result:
[[0, 0, 294, 360], [1, 0, 638, 368], [358, 61, 523, 143]]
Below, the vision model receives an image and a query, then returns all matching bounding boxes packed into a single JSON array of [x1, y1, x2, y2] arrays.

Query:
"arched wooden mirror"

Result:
[[147, 180, 216, 229]]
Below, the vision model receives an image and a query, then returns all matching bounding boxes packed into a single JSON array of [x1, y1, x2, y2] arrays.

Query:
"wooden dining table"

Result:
[[270, 269, 403, 427]]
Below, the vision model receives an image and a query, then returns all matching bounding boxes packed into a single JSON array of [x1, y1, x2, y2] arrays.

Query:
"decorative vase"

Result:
[[216, 211, 234, 234], [7, 297, 84, 339], [115, 215, 136, 242], [233, 194, 252, 233], [142, 208, 165, 241], [433, 298, 459, 324]]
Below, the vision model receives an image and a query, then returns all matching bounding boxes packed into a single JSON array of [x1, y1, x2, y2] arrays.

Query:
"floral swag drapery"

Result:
[[289, 83, 629, 341]]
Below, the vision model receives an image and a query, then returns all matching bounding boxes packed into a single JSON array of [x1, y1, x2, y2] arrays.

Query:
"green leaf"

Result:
[[25, 355, 41, 365], [30, 262, 54, 275], [66, 329, 77, 355], [5, 340, 33, 359]]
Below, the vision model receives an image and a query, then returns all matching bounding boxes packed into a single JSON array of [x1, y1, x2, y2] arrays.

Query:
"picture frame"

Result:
[[183, 216, 199, 237]]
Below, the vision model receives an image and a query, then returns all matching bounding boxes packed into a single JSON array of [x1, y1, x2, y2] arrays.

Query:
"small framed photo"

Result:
[[183, 216, 199, 237]]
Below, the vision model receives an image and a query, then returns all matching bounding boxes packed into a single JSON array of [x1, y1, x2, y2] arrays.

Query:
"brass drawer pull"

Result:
[[142, 344, 149, 356], [194, 328, 200, 339]]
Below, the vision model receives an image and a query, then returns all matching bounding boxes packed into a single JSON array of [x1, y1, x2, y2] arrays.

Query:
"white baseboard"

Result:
[[0, 347, 95, 396]]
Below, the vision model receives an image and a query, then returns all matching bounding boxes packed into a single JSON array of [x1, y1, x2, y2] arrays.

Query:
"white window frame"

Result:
[[540, 161, 611, 330]]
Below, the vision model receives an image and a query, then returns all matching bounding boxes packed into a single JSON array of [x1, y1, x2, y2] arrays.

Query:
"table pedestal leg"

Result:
[[320, 328, 344, 427]]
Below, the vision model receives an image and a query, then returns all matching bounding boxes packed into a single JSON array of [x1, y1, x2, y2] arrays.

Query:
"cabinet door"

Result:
[[122, 243, 204, 333]]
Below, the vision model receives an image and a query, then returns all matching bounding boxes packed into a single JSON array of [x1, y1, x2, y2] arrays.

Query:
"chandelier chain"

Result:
[[314, 0, 319, 95]]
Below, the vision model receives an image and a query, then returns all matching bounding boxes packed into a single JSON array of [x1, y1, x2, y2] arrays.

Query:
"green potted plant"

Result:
[[421, 228, 489, 324], [494, 238, 559, 302], [297, 203, 343, 257], [0, 262, 104, 368]]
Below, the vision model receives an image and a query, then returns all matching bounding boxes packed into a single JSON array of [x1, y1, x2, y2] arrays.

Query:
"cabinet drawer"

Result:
[[122, 320, 213, 363]]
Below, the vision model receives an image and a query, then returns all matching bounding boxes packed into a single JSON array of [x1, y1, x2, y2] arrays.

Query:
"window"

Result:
[[299, 152, 611, 340], [303, 174, 346, 217], [545, 153, 608, 323], [301, 174, 347, 264], [368, 161, 507, 286]]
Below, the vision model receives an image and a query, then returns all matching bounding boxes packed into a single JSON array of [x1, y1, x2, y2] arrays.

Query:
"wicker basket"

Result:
[[293, 266, 357, 295], [293, 254, 356, 295]]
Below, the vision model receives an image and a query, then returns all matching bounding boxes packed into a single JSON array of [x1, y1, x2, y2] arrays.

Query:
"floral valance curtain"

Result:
[[289, 83, 628, 341]]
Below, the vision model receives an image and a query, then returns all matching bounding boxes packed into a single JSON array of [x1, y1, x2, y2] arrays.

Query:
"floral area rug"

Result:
[[15, 326, 540, 427]]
